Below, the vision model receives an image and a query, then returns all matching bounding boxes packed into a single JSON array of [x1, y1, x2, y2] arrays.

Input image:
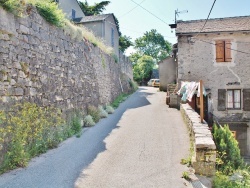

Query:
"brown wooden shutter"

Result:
[[225, 40, 232, 62], [243, 89, 250, 111], [216, 41, 225, 62], [218, 89, 226, 111]]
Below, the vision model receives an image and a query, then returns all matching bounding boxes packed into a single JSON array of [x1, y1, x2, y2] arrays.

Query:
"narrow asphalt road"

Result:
[[0, 87, 191, 188]]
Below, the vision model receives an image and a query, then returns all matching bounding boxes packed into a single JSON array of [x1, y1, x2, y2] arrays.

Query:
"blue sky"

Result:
[[82, 0, 250, 54]]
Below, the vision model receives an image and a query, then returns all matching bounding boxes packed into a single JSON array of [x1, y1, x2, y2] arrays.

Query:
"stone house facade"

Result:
[[74, 14, 120, 58], [56, 0, 85, 20], [174, 16, 250, 156]]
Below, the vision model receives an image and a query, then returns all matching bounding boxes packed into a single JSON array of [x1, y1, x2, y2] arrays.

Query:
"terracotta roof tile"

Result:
[[176, 16, 250, 34]]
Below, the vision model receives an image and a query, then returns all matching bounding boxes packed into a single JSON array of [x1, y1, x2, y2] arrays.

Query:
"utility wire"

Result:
[[191, 38, 250, 55], [130, 0, 169, 25], [193, 0, 217, 38], [119, 0, 146, 18], [104, 20, 176, 38]]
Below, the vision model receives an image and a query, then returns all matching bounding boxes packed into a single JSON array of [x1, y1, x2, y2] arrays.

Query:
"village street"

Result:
[[0, 87, 191, 188]]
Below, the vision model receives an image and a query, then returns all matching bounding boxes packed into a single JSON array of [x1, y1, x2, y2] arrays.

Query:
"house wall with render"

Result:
[[0, 7, 133, 113], [80, 15, 119, 58], [177, 32, 250, 155], [58, 0, 85, 20], [158, 57, 177, 91]]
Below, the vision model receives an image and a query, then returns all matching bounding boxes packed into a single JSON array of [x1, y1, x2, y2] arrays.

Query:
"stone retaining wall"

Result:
[[0, 6, 133, 112], [180, 103, 216, 176]]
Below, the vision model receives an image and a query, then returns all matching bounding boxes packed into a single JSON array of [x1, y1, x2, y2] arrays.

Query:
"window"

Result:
[[111, 28, 114, 47], [218, 89, 241, 110], [72, 9, 76, 19], [215, 40, 232, 62], [227, 89, 241, 109]]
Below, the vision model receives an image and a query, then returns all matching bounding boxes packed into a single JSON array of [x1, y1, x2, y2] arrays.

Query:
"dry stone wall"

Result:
[[181, 103, 216, 176], [0, 7, 133, 111]]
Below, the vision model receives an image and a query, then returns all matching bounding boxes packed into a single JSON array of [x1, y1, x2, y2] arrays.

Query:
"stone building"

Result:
[[74, 14, 120, 58], [172, 16, 250, 156]]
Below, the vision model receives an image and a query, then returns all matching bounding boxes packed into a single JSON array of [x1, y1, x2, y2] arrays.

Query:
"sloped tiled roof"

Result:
[[176, 16, 250, 34], [74, 14, 112, 23]]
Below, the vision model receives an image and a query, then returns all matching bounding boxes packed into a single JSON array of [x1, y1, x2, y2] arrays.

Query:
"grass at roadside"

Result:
[[111, 93, 130, 109]]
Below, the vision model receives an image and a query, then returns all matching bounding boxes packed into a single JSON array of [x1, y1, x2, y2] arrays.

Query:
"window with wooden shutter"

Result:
[[216, 41, 225, 62], [225, 40, 232, 62], [243, 89, 250, 111], [215, 40, 232, 62], [218, 89, 226, 111]]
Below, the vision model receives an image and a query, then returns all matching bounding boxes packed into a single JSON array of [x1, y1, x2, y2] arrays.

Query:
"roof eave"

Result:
[[176, 30, 250, 36]]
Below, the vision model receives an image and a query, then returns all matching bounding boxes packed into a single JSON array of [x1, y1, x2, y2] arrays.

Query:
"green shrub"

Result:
[[105, 105, 114, 114], [35, 0, 66, 27], [111, 93, 129, 108], [213, 124, 243, 174], [68, 113, 82, 135], [213, 169, 250, 188], [98, 106, 108, 118], [87, 106, 100, 123], [83, 115, 95, 127]]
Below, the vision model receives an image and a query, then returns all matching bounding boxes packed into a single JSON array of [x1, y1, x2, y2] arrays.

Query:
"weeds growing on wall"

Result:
[[0, 102, 83, 174], [0, 0, 26, 16], [35, 0, 65, 27], [87, 106, 101, 123]]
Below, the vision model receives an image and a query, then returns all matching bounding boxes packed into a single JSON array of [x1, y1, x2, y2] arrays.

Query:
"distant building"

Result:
[[56, 0, 85, 20], [158, 57, 177, 91], [74, 14, 120, 57]]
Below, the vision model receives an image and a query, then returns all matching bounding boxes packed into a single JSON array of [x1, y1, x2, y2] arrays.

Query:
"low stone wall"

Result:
[[180, 103, 216, 176]]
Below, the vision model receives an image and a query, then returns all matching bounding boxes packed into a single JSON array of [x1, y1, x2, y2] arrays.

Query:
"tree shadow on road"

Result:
[[0, 88, 154, 188]]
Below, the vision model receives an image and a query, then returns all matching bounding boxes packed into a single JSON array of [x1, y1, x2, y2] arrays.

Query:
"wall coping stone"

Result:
[[180, 103, 216, 176]]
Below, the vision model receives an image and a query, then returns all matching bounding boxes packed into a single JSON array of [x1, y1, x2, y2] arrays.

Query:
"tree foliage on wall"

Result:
[[78, 0, 110, 16], [119, 35, 133, 52]]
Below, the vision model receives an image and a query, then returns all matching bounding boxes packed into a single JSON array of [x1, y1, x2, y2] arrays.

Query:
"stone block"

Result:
[[15, 88, 24, 96], [192, 161, 216, 176], [195, 137, 216, 149]]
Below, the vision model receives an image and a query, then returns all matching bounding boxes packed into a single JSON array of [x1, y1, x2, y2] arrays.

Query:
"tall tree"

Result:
[[78, 1, 110, 16], [133, 55, 154, 84], [134, 29, 172, 62]]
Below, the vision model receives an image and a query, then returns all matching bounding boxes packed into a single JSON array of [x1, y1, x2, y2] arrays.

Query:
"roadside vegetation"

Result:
[[212, 124, 250, 187], [0, 84, 138, 174], [0, 101, 116, 174]]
